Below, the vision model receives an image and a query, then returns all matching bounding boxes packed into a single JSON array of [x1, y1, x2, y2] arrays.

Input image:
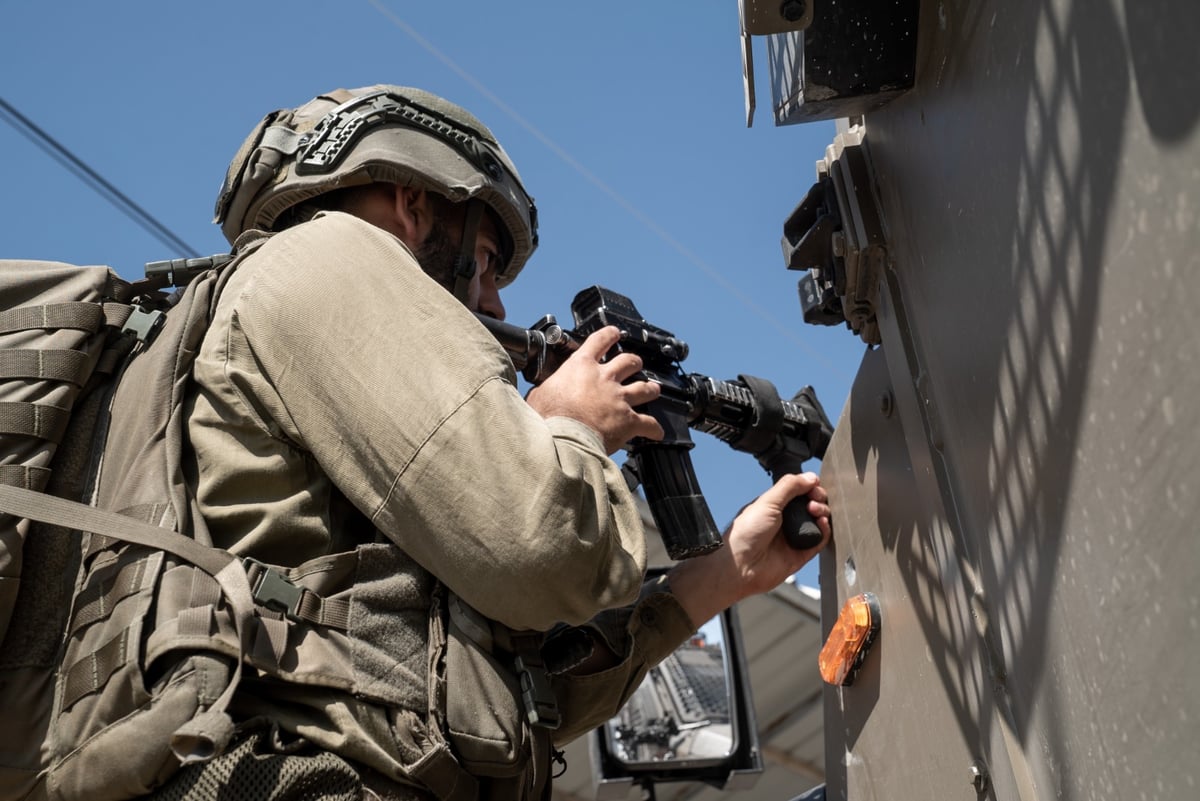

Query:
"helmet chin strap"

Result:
[[452, 199, 485, 306]]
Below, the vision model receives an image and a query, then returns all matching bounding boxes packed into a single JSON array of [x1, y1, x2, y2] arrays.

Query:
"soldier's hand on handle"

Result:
[[526, 326, 664, 454], [724, 472, 830, 595], [667, 472, 832, 628]]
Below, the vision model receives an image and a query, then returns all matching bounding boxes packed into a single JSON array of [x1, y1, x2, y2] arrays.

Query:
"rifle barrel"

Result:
[[475, 315, 542, 371]]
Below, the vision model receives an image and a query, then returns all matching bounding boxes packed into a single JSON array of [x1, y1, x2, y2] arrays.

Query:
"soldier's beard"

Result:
[[415, 217, 459, 293]]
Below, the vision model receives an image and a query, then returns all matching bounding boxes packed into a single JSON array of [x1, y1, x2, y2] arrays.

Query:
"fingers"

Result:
[[762, 472, 833, 546], [804, 500, 834, 550], [737, 472, 831, 532], [720, 471, 831, 600], [576, 325, 622, 360], [761, 471, 821, 509], [580, 329, 646, 381], [629, 411, 665, 442], [621, 377, 661, 406], [577, 326, 664, 443], [577, 327, 645, 375]]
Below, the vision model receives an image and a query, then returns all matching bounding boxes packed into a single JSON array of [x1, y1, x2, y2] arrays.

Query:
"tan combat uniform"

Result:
[[183, 212, 696, 799]]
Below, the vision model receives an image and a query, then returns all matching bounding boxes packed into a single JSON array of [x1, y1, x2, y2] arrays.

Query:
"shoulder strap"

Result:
[[0, 482, 350, 630], [0, 484, 232, 575]]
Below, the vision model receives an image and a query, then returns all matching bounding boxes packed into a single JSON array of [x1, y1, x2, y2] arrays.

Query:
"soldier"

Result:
[[161, 84, 831, 800]]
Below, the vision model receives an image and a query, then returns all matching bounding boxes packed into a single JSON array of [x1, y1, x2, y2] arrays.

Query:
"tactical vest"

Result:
[[0, 242, 554, 801]]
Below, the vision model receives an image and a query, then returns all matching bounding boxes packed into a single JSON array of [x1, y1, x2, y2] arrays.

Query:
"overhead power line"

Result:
[[0, 96, 199, 257], [364, 0, 847, 377]]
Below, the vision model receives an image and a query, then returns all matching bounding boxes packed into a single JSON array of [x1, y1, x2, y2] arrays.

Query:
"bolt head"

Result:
[[831, 231, 846, 258], [968, 761, 990, 793], [879, 392, 894, 418], [780, 0, 807, 23]]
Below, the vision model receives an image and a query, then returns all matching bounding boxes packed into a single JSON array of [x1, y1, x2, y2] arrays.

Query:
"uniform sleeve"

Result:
[[548, 575, 699, 745], [226, 213, 647, 630]]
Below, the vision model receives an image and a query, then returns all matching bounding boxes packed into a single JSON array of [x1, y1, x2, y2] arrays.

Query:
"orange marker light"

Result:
[[818, 592, 881, 686]]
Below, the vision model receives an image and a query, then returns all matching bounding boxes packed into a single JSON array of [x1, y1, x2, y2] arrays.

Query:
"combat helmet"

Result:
[[213, 85, 538, 287]]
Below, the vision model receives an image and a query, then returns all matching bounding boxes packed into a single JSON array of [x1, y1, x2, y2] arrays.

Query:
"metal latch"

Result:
[[244, 558, 304, 621], [782, 124, 889, 345]]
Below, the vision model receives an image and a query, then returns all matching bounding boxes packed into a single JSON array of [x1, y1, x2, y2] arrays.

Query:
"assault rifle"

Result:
[[477, 286, 833, 560]]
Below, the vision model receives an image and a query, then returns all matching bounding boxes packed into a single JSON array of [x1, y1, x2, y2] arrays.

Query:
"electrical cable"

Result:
[[0, 95, 199, 257], [364, 0, 846, 376]]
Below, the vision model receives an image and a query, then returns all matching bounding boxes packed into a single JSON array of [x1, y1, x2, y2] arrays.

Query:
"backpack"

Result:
[[0, 247, 545, 801], [0, 255, 266, 800]]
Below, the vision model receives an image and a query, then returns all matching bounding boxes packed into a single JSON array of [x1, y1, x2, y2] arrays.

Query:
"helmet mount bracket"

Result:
[[452, 199, 485, 305]]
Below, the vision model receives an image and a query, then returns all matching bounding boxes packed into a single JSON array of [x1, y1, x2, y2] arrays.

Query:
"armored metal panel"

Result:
[[811, 0, 1200, 799], [821, 347, 991, 800]]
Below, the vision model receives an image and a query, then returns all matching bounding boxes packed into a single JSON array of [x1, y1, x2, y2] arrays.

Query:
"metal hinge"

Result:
[[782, 124, 889, 345]]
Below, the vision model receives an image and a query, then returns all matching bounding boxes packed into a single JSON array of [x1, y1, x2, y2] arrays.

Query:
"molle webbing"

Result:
[[0, 401, 72, 445], [0, 348, 90, 385], [1, 263, 138, 667], [0, 300, 131, 337], [69, 555, 147, 634], [0, 299, 134, 460], [61, 622, 134, 712]]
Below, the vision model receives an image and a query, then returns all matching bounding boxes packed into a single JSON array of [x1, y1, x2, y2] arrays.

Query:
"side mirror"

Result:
[[589, 586, 763, 798]]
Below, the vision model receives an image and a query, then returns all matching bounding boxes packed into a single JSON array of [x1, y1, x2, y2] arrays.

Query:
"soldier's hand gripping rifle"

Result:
[[477, 286, 834, 561]]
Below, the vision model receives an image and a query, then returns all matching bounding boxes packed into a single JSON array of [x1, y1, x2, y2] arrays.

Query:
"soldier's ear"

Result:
[[391, 185, 431, 249]]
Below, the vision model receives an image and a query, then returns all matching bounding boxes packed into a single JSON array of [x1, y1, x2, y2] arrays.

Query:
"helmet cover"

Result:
[[214, 85, 538, 286]]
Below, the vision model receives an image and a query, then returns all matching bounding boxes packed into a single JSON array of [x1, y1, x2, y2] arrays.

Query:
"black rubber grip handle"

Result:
[[761, 451, 824, 550]]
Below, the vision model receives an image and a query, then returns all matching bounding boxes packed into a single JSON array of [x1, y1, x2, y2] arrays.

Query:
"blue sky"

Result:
[[1, 1, 864, 586]]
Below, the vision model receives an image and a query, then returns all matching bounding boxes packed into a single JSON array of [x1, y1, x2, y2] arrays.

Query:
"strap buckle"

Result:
[[513, 643, 561, 730], [243, 558, 303, 621], [121, 307, 165, 343]]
